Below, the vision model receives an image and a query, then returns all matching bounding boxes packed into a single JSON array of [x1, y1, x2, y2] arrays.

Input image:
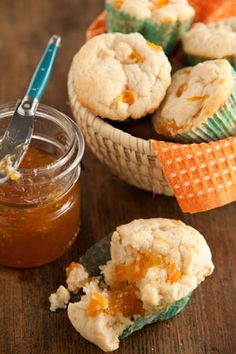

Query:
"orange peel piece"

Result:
[[128, 49, 144, 63], [114, 0, 123, 9], [166, 264, 182, 284], [118, 89, 137, 105], [86, 292, 108, 316], [151, 0, 169, 11], [147, 41, 163, 51], [156, 0, 169, 8], [156, 119, 181, 136], [186, 95, 209, 102], [176, 83, 188, 97]]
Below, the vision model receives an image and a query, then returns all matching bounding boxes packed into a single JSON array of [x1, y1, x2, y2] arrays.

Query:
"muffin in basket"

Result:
[[153, 59, 236, 143], [71, 32, 171, 122], [50, 218, 214, 352], [182, 17, 236, 70], [106, 0, 195, 55], [68, 21, 236, 213]]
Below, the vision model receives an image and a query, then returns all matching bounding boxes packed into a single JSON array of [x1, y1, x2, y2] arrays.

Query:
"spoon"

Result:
[[0, 34, 61, 183]]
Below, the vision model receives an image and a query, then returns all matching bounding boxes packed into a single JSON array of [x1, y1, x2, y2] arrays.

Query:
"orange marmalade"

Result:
[[85, 252, 182, 318], [0, 104, 84, 268], [114, 251, 182, 284], [86, 284, 144, 318]]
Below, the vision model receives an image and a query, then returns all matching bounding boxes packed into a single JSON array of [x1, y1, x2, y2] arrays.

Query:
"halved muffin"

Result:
[[106, 0, 195, 55], [66, 218, 214, 351], [182, 17, 236, 70], [153, 59, 236, 142], [71, 32, 171, 122]]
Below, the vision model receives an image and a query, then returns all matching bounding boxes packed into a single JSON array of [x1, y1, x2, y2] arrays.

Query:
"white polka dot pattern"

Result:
[[152, 137, 236, 213]]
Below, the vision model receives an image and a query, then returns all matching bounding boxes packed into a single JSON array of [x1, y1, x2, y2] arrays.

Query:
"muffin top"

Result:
[[107, 0, 195, 23], [72, 33, 171, 121], [102, 218, 214, 310], [153, 59, 235, 136], [182, 17, 236, 58]]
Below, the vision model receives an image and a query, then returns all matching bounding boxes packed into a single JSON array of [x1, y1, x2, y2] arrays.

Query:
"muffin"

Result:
[[106, 0, 195, 55], [71, 32, 171, 122], [153, 59, 236, 143], [182, 17, 236, 70], [61, 218, 214, 352]]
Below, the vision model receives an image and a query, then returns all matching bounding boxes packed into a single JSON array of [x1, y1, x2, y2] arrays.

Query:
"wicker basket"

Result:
[[67, 12, 236, 213], [68, 69, 174, 197]]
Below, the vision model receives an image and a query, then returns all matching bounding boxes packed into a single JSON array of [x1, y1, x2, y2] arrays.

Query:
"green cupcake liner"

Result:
[[144, 19, 192, 56], [79, 233, 192, 339], [173, 71, 236, 143], [106, 3, 145, 34], [120, 293, 191, 339], [184, 53, 236, 71], [79, 233, 112, 277], [106, 2, 193, 56]]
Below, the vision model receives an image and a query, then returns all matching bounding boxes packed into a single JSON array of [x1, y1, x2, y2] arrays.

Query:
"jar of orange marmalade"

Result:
[[0, 103, 84, 268]]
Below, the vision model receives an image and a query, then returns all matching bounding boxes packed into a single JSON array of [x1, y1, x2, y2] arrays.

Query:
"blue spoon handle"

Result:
[[26, 34, 61, 101]]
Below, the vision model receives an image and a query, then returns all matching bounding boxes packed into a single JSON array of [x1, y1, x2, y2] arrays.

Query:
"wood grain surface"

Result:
[[0, 1, 235, 353]]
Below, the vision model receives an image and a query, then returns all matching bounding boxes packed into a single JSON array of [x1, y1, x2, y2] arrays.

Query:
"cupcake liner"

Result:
[[79, 233, 191, 339], [106, 3, 193, 55], [173, 74, 236, 143], [184, 54, 236, 71], [79, 233, 112, 277], [120, 294, 191, 339], [106, 3, 145, 34], [184, 54, 208, 66], [222, 57, 235, 71], [144, 18, 192, 56]]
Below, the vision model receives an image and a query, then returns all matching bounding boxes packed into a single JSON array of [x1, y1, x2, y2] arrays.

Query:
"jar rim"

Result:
[[0, 103, 85, 179]]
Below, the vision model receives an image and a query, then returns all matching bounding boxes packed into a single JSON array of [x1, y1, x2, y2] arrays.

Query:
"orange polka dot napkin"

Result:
[[152, 138, 236, 213], [189, 0, 236, 23], [86, 11, 107, 41]]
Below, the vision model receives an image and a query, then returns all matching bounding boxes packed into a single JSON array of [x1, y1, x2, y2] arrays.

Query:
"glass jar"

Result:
[[0, 103, 84, 268]]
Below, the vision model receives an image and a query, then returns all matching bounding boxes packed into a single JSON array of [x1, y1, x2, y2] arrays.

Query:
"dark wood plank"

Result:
[[0, 1, 235, 353]]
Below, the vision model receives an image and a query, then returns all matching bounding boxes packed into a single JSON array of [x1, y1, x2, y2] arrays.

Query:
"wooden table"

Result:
[[0, 1, 235, 353]]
